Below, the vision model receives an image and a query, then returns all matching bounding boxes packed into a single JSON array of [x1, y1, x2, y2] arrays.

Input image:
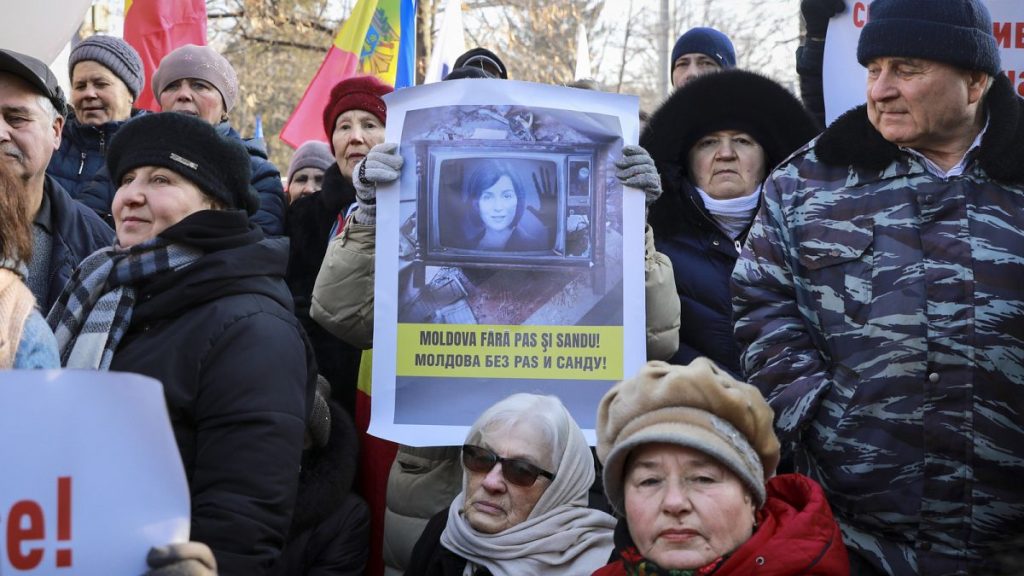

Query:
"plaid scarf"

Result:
[[619, 546, 726, 576], [47, 238, 203, 369]]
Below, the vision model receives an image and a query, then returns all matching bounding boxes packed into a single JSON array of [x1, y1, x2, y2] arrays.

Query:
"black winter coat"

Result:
[[285, 164, 362, 414], [37, 176, 115, 311], [649, 169, 751, 377], [107, 210, 315, 574], [271, 401, 370, 576], [46, 110, 145, 222], [219, 123, 286, 237]]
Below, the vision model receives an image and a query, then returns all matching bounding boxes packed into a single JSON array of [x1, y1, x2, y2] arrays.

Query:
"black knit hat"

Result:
[[857, 0, 1000, 76], [670, 27, 736, 75], [453, 47, 508, 79], [641, 69, 821, 177], [107, 113, 258, 214]]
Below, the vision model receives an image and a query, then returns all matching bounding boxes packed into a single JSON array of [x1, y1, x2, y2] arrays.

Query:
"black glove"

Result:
[[144, 543, 217, 576], [801, 0, 846, 38]]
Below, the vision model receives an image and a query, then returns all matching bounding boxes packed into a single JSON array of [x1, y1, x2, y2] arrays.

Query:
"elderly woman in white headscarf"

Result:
[[406, 393, 616, 575]]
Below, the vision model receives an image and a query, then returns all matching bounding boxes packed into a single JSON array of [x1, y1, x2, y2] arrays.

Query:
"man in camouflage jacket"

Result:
[[731, 1, 1024, 574]]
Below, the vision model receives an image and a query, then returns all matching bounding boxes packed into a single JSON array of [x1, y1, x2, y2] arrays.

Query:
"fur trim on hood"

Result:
[[641, 69, 820, 238], [641, 69, 821, 177], [815, 73, 1024, 184]]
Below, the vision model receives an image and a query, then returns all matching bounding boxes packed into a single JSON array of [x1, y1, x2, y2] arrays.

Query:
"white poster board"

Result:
[[372, 79, 646, 446], [0, 0, 91, 64], [0, 371, 190, 574], [823, 0, 1024, 124]]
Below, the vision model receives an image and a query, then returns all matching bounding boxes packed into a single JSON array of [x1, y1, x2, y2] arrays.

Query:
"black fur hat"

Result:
[[107, 112, 258, 215], [641, 69, 821, 178]]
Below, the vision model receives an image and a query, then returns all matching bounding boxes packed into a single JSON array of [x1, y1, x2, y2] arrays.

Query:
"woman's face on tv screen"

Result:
[[477, 175, 518, 232]]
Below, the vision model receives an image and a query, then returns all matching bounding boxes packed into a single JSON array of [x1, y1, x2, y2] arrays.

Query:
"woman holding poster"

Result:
[[48, 112, 314, 574]]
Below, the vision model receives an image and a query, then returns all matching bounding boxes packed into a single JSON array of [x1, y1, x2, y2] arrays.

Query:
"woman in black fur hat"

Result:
[[642, 70, 820, 377]]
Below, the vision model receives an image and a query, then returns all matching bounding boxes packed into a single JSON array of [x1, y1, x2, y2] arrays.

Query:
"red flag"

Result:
[[123, 0, 207, 112]]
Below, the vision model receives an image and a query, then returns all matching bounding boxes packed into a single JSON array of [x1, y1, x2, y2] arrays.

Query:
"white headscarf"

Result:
[[440, 394, 616, 576]]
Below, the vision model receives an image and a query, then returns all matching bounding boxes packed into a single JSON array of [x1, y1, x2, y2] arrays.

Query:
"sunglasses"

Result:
[[462, 444, 555, 487]]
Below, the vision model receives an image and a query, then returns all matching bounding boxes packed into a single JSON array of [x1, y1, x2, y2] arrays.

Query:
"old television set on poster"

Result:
[[411, 140, 607, 287]]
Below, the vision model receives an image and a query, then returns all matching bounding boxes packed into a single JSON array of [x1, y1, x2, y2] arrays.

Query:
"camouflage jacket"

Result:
[[732, 74, 1024, 576]]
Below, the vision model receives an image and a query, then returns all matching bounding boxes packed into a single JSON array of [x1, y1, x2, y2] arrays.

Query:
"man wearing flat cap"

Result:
[[0, 48, 113, 311], [732, 1, 1024, 574]]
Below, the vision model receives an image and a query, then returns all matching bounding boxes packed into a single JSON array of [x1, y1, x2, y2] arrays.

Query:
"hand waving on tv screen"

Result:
[[529, 165, 557, 222]]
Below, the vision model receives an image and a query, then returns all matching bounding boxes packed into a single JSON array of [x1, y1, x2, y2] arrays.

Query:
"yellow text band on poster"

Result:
[[396, 324, 624, 380]]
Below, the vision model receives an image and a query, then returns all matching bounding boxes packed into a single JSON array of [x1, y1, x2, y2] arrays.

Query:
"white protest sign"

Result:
[[0, 371, 190, 574], [372, 79, 646, 446], [823, 0, 1024, 125]]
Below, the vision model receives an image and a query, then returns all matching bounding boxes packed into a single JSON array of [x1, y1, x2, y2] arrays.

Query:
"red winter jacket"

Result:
[[593, 474, 849, 576]]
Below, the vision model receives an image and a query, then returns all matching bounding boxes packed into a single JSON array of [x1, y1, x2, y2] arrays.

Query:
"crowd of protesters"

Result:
[[3, 0, 1024, 574]]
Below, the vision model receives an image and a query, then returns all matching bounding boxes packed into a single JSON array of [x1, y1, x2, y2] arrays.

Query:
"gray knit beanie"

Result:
[[287, 141, 334, 184], [69, 35, 144, 99], [152, 44, 239, 112]]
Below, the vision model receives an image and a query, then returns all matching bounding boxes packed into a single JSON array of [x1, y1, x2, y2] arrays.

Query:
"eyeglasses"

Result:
[[461, 444, 555, 487]]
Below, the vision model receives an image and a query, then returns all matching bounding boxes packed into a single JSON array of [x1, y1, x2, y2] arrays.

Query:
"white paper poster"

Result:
[[371, 79, 646, 446], [0, 371, 190, 575], [823, 0, 1024, 124]]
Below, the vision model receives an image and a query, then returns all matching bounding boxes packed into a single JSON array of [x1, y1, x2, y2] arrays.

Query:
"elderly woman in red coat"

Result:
[[593, 359, 849, 575]]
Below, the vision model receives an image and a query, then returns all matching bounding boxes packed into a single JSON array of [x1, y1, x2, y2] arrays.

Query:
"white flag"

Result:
[[574, 22, 592, 81], [424, 0, 466, 84]]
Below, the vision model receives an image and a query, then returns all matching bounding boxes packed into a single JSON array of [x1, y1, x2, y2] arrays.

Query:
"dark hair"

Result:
[[0, 167, 32, 264], [463, 160, 527, 237]]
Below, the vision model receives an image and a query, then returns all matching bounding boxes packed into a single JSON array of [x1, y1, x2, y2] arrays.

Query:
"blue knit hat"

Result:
[[69, 35, 144, 99], [670, 27, 736, 77], [857, 0, 1000, 76]]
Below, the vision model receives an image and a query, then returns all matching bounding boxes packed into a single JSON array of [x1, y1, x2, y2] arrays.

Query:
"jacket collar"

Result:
[[815, 73, 1024, 184]]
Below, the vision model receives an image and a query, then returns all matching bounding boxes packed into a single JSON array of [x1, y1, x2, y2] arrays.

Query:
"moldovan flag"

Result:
[[280, 0, 416, 147], [123, 0, 207, 112]]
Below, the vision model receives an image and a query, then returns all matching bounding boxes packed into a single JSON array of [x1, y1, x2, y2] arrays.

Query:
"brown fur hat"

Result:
[[597, 358, 780, 514]]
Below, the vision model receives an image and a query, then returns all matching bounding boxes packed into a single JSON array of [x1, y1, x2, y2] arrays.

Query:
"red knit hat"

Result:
[[322, 76, 392, 150]]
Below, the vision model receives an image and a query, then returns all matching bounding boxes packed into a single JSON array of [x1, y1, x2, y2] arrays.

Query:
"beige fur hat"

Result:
[[596, 358, 780, 514]]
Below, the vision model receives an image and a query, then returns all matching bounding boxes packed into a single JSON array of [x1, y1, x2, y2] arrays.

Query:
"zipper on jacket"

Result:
[[78, 152, 86, 175], [99, 132, 106, 153]]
